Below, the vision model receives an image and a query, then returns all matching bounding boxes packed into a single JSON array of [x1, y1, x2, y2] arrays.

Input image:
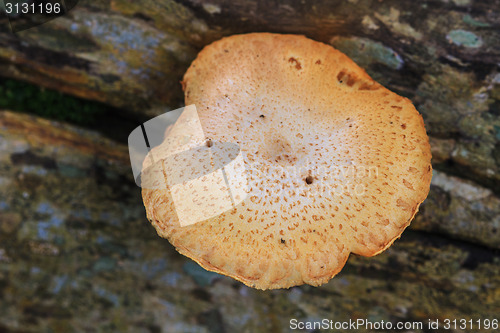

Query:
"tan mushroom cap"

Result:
[[142, 33, 432, 289]]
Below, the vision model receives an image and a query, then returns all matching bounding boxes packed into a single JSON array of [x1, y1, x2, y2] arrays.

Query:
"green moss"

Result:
[[182, 261, 221, 287], [462, 14, 490, 28], [331, 37, 404, 70], [0, 78, 109, 125], [493, 125, 500, 141], [446, 29, 483, 48]]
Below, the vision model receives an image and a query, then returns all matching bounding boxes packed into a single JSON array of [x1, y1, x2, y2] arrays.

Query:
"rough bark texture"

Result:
[[1, 0, 500, 331], [1, 110, 499, 332], [1, 0, 499, 191]]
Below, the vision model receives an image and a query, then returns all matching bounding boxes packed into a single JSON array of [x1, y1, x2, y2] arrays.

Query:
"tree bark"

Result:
[[1, 1, 500, 329], [1, 110, 499, 332], [1, 0, 499, 191]]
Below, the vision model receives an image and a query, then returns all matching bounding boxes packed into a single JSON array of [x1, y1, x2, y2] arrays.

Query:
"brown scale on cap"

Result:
[[142, 33, 432, 290]]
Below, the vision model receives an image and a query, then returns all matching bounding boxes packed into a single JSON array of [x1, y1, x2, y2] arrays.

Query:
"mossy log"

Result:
[[0, 0, 499, 191], [0, 1, 500, 330], [1, 110, 499, 332]]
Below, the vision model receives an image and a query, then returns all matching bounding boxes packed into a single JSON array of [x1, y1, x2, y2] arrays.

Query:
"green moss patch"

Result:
[[0, 78, 108, 125]]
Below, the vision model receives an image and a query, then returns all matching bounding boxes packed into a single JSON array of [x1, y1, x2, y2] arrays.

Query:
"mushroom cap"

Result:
[[142, 33, 432, 289]]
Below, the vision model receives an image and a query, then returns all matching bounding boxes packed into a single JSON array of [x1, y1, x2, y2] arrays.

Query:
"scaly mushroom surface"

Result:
[[142, 33, 432, 289]]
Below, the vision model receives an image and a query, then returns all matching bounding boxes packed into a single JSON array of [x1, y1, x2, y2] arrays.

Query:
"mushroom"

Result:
[[142, 33, 432, 289]]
